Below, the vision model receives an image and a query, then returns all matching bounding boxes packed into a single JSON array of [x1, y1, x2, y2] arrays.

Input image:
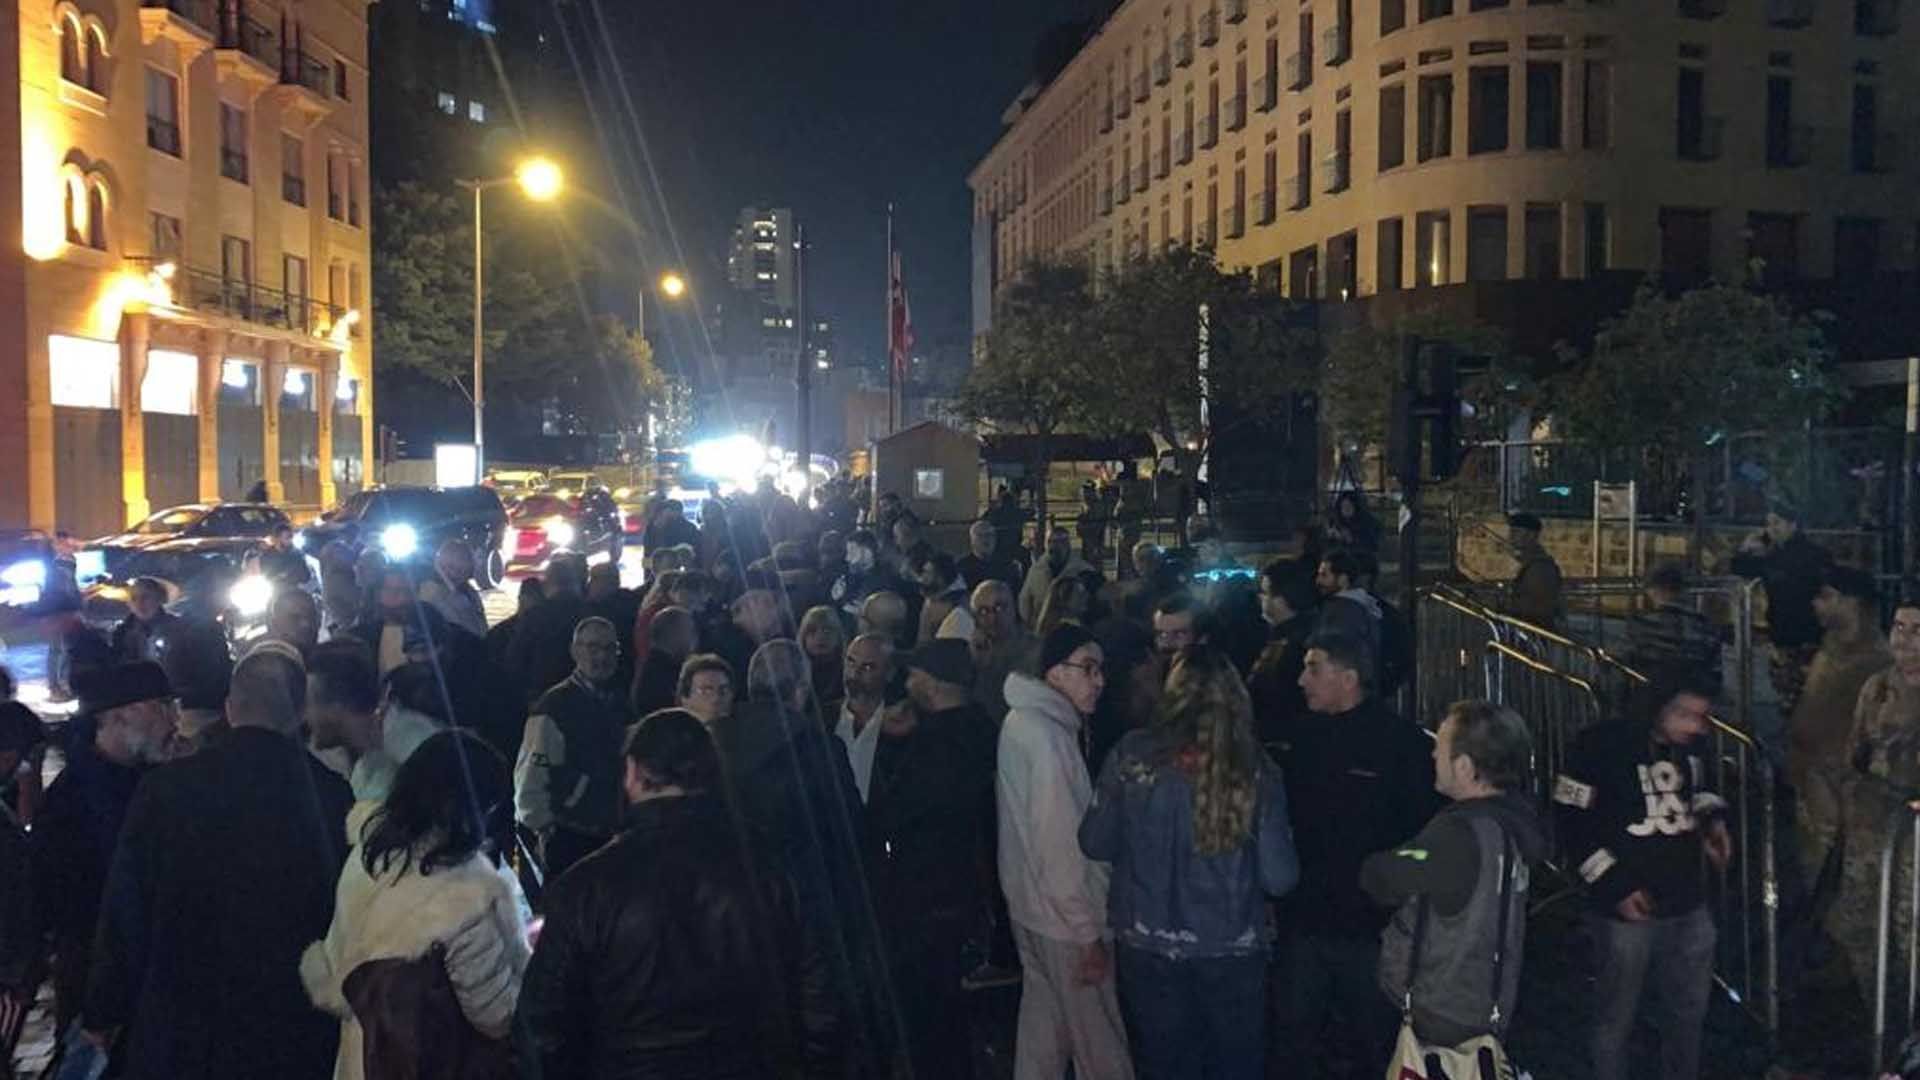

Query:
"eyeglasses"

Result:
[[688, 684, 732, 699], [1061, 660, 1104, 678]]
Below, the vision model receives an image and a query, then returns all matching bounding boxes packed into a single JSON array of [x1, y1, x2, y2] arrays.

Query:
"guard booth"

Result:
[[870, 422, 980, 550]]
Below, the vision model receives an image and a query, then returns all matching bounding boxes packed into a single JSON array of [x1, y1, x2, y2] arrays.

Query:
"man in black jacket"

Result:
[[1270, 631, 1439, 1080], [84, 643, 352, 1079], [1555, 666, 1731, 1080], [507, 554, 592, 703], [1731, 503, 1832, 720], [31, 662, 176, 1033], [870, 639, 997, 1080], [1250, 558, 1318, 753], [108, 578, 179, 664], [631, 606, 698, 717], [522, 709, 841, 1078]]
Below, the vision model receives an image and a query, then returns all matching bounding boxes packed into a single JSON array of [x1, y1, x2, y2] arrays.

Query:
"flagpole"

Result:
[[886, 203, 898, 435]]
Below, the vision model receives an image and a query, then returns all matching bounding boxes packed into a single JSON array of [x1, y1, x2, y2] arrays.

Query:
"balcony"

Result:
[[1198, 219, 1216, 247], [1323, 24, 1352, 66], [1199, 9, 1220, 44], [1199, 114, 1218, 148], [1227, 204, 1246, 238], [1116, 181, 1132, 206], [1176, 132, 1194, 164], [1767, 0, 1813, 25], [1768, 123, 1814, 167], [1255, 75, 1277, 112], [1099, 187, 1114, 216], [1285, 173, 1308, 210], [1225, 94, 1247, 131], [1174, 32, 1194, 67], [216, 4, 279, 84], [1154, 151, 1169, 179], [1285, 52, 1308, 92], [1255, 187, 1276, 225], [146, 115, 182, 156], [1133, 71, 1150, 103], [1225, 0, 1248, 24], [272, 47, 334, 116], [1116, 93, 1132, 120], [140, 0, 215, 51], [1858, 0, 1901, 35], [1856, 131, 1901, 172], [132, 257, 346, 337], [1678, 115, 1725, 161], [1134, 162, 1149, 191], [1679, 0, 1727, 17], [1322, 150, 1351, 193], [1153, 53, 1171, 86]]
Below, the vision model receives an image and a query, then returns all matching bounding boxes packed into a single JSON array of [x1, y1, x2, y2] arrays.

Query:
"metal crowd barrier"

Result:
[[1876, 805, 1920, 1077], [1416, 584, 1780, 1034]]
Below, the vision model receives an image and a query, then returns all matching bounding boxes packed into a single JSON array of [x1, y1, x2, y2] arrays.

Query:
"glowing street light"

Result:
[[457, 155, 565, 475], [659, 272, 687, 299]]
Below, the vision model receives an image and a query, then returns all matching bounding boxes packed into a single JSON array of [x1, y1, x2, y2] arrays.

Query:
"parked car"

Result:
[[89, 503, 290, 582], [485, 469, 549, 506], [79, 536, 273, 645], [543, 471, 599, 500], [504, 488, 623, 573], [301, 486, 511, 588], [0, 529, 56, 612]]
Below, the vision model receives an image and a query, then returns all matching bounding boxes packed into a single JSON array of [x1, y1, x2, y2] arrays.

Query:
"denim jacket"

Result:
[[1079, 727, 1300, 958]]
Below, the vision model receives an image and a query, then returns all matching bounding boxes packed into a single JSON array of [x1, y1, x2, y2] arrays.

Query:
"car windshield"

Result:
[[133, 507, 206, 535], [336, 490, 438, 525], [513, 494, 573, 518], [115, 548, 239, 586]]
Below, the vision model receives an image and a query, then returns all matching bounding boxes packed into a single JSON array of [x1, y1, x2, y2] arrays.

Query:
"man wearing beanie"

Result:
[[30, 662, 176, 1032], [996, 625, 1135, 1079], [870, 638, 997, 1080]]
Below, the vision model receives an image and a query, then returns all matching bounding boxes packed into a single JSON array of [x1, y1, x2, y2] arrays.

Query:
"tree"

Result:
[[1088, 248, 1317, 464], [954, 259, 1103, 528], [371, 181, 472, 388]]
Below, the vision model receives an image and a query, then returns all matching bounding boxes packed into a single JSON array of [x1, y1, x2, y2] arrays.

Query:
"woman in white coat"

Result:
[[301, 729, 532, 1080]]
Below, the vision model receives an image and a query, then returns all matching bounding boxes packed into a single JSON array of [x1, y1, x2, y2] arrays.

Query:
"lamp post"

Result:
[[637, 270, 688, 341], [455, 156, 562, 480]]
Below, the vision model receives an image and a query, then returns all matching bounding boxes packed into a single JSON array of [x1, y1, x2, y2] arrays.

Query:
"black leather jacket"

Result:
[[519, 795, 842, 1079]]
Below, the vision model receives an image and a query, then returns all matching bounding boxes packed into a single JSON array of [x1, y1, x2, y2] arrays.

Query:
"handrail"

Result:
[[1876, 803, 1920, 1076]]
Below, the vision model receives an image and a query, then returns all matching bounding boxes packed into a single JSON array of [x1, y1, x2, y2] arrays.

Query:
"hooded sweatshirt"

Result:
[[1555, 717, 1723, 917], [997, 672, 1109, 944]]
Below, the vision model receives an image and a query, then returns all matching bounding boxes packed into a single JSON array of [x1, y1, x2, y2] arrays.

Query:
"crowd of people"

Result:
[[0, 473, 1768, 1080]]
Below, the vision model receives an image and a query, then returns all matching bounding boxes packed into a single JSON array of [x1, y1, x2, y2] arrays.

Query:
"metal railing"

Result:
[[219, 10, 278, 70], [141, 0, 214, 33], [128, 256, 346, 335], [1416, 583, 1779, 1032], [282, 48, 331, 95], [1875, 804, 1920, 1075]]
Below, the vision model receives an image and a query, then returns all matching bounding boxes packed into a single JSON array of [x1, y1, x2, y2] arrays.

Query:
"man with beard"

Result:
[[958, 520, 1022, 593], [832, 530, 902, 621], [1019, 526, 1095, 629], [916, 551, 976, 644]]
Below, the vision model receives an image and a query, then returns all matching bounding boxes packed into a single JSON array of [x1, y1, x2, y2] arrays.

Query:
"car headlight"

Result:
[[291, 532, 307, 551], [545, 519, 577, 548], [614, 487, 633, 500], [1, 560, 47, 589], [228, 574, 273, 617], [380, 524, 419, 560]]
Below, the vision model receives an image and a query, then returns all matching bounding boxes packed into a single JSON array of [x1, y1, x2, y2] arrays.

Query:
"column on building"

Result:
[[263, 340, 289, 503], [196, 329, 227, 502], [118, 313, 152, 526], [316, 348, 337, 509]]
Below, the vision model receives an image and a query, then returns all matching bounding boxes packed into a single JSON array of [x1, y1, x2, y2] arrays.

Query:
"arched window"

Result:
[[84, 24, 107, 93], [86, 180, 106, 250], [63, 174, 82, 244], [58, 13, 83, 84]]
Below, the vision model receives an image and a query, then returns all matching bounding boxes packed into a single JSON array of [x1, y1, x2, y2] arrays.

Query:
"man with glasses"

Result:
[[970, 580, 1034, 725], [1150, 592, 1208, 663], [514, 617, 629, 875], [675, 653, 737, 727]]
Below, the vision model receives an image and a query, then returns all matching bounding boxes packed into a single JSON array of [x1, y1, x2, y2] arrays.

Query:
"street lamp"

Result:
[[456, 155, 563, 479], [637, 270, 688, 340]]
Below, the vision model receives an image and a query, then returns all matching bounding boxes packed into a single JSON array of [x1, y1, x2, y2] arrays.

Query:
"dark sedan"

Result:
[[79, 536, 272, 642], [505, 489, 623, 573], [89, 503, 290, 582], [301, 486, 511, 588]]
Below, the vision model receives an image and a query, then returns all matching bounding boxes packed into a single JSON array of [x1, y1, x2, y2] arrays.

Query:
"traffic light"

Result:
[[1391, 337, 1465, 483]]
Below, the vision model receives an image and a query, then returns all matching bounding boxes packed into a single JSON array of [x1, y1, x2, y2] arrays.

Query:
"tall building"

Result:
[[0, 0, 375, 533], [722, 205, 803, 380], [970, 0, 1915, 335]]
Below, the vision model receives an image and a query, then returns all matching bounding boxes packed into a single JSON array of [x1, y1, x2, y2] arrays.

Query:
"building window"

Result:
[[1582, 60, 1611, 149], [1383, 0, 1407, 34], [1418, 74, 1453, 161], [334, 59, 350, 99], [1379, 84, 1406, 171], [222, 235, 252, 317], [348, 263, 362, 312], [48, 335, 119, 409], [145, 69, 180, 156], [437, 91, 456, 114], [1746, 212, 1799, 286], [468, 99, 486, 123], [64, 174, 84, 245], [1468, 66, 1510, 154], [1524, 204, 1561, 279], [1295, 129, 1312, 209], [1584, 203, 1608, 276], [1658, 207, 1712, 279], [220, 103, 249, 183], [281, 133, 305, 206], [1851, 83, 1882, 172], [1378, 217, 1405, 290], [347, 162, 361, 226], [1525, 62, 1562, 149], [1676, 67, 1713, 159], [1288, 245, 1319, 299], [327, 153, 343, 219], [141, 349, 198, 416], [1834, 217, 1881, 278], [1421, 0, 1453, 18], [59, 14, 84, 85], [1466, 206, 1507, 281], [1415, 210, 1451, 286], [79, 179, 107, 251], [150, 212, 181, 259], [1328, 231, 1358, 299], [1765, 75, 1800, 167], [284, 255, 308, 329]]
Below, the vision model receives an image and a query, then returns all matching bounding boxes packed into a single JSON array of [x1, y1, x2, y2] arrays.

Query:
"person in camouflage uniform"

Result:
[[1794, 567, 1891, 874], [1833, 599, 1920, 1035]]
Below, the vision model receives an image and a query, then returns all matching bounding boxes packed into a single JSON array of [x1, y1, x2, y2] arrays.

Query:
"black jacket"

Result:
[[1731, 532, 1832, 649], [0, 799, 33, 993], [957, 554, 1023, 592], [631, 648, 685, 719], [519, 794, 841, 1079], [1274, 697, 1440, 939], [85, 726, 352, 1079], [110, 611, 181, 664], [866, 704, 997, 923], [507, 593, 592, 703], [1249, 612, 1316, 752], [29, 722, 141, 1018], [1555, 717, 1722, 917]]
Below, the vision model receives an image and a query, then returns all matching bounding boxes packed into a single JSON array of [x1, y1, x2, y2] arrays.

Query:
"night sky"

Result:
[[564, 0, 1092, 368]]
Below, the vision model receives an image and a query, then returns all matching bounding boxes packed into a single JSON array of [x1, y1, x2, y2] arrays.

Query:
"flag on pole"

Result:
[[888, 251, 914, 383]]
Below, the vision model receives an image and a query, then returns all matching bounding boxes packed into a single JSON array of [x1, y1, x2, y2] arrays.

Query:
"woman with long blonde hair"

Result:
[[1079, 646, 1299, 1079]]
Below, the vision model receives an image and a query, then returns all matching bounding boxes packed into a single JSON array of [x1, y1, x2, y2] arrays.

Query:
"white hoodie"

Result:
[[996, 671, 1109, 944]]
